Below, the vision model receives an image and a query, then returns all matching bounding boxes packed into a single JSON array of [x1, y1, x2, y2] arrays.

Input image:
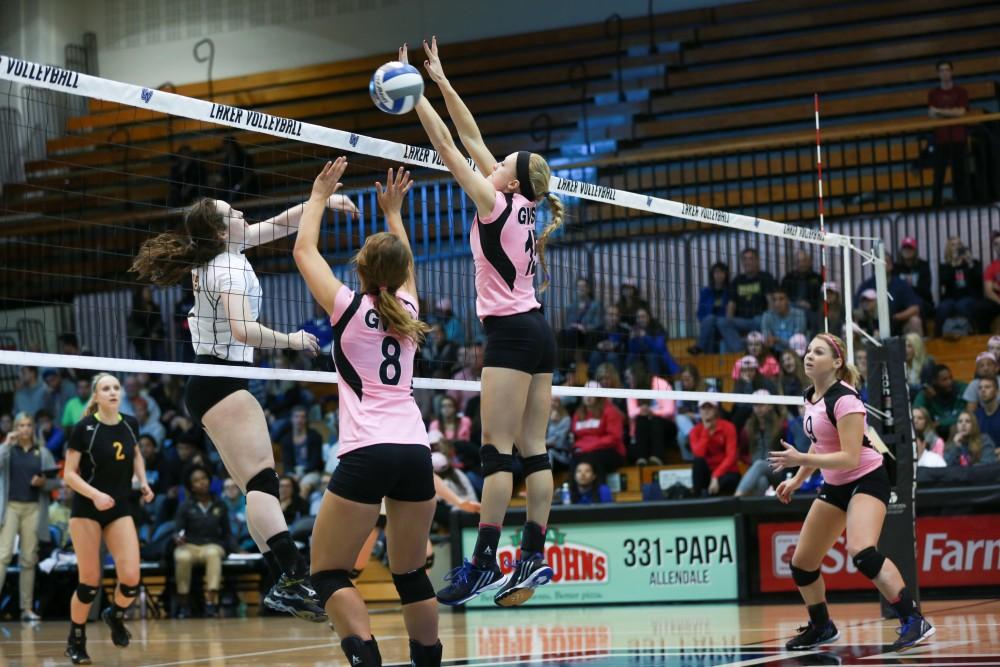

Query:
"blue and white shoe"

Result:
[[436, 559, 505, 606], [493, 556, 553, 607], [891, 614, 935, 651]]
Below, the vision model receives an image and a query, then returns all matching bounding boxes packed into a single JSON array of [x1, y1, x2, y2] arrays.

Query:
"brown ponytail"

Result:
[[526, 153, 564, 294], [130, 198, 226, 286], [354, 232, 430, 344]]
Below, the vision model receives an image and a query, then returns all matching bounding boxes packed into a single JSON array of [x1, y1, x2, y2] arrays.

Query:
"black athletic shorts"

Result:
[[817, 464, 892, 512], [71, 495, 133, 528], [482, 309, 557, 375], [184, 355, 253, 424], [328, 444, 435, 504]]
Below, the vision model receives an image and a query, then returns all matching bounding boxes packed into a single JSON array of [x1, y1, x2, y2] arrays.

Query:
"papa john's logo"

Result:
[[773, 533, 798, 578], [497, 527, 608, 584]]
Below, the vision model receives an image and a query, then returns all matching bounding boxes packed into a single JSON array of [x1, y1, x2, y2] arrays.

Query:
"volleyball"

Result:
[[369, 61, 424, 115]]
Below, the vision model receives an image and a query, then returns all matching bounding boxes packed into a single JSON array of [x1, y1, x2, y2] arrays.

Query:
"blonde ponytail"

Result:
[[535, 193, 564, 294]]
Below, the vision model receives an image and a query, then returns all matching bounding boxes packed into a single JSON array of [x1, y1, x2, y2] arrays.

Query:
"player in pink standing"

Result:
[[770, 333, 934, 652], [407, 38, 562, 606], [293, 161, 441, 667]]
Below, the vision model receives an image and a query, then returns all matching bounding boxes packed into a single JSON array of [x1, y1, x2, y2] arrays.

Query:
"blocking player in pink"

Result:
[[293, 161, 441, 667], [409, 38, 562, 608], [769, 333, 933, 652]]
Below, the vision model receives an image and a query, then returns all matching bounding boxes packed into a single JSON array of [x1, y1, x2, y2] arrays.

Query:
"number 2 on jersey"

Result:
[[524, 229, 537, 276], [113, 441, 126, 460], [380, 336, 402, 385]]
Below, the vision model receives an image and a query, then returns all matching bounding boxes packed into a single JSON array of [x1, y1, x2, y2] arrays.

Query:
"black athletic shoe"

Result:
[[786, 621, 841, 650], [891, 614, 935, 651], [263, 574, 328, 622], [436, 559, 505, 606], [65, 637, 92, 665], [493, 556, 553, 607], [409, 639, 443, 667], [340, 634, 381, 666], [101, 607, 131, 648]]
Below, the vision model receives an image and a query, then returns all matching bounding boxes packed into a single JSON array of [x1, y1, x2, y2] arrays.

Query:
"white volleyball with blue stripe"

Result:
[[369, 61, 424, 115]]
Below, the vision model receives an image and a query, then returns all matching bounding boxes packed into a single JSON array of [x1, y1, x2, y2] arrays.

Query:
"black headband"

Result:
[[516, 151, 536, 202]]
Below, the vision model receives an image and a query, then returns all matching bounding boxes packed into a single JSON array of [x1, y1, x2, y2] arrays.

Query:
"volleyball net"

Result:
[[0, 54, 890, 424]]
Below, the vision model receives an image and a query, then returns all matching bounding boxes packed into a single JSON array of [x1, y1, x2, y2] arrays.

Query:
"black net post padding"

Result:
[[866, 336, 919, 617]]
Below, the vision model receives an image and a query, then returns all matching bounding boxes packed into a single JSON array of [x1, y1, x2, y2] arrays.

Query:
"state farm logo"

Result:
[[498, 527, 608, 584], [771, 532, 859, 578]]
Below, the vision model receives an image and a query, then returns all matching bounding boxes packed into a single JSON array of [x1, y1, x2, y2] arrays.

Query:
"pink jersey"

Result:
[[470, 190, 542, 318], [804, 381, 882, 485], [330, 287, 428, 456]]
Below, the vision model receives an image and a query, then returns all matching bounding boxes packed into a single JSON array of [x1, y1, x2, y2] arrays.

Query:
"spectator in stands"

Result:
[[855, 348, 870, 403], [594, 362, 628, 416], [688, 262, 731, 355], [139, 434, 171, 519], [278, 406, 323, 477], [568, 460, 612, 505], [928, 60, 970, 207], [625, 361, 677, 466], [546, 398, 572, 471], [938, 237, 988, 335], [945, 411, 997, 467], [48, 486, 72, 549], [904, 333, 936, 397], [428, 297, 463, 345], [912, 407, 946, 467], [730, 332, 780, 380], [788, 333, 809, 358], [278, 475, 310, 525], [220, 135, 259, 201], [13, 367, 45, 419], [777, 350, 808, 403], [717, 248, 777, 352], [673, 364, 705, 460], [571, 382, 626, 474], [823, 282, 846, 338], [167, 145, 207, 207], [56, 334, 92, 384], [35, 409, 65, 459], [60, 378, 91, 430], [914, 364, 968, 438], [132, 396, 166, 446], [220, 477, 249, 550], [40, 369, 74, 422], [0, 412, 59, 621], [854, 255, 923, 335], [730, 355, 778, 433], [448, 341, 483, 415], [128, 286, 166, 361], [627, 308, 679, 377], [983, 232, 1000, 330], [735, 391, 786, 497], [761, 289, 808, 353], [975, 375, 1000, 446], [559, 278, 603, 367], [963, 351, 999, 412], [990, 336, 1000, 361], [173, 465, 235, 619], [895, 238, 935, 318], [780, 250, 823, 329], [689, 400, 740, 496], [616, 280, 650, 327], [431, 450, 478, 525], [420, 322, 459, 377], [429, 395, 472, 444], [263, 355, 311, 439], [589, 305, 631, 373], [120, 375, 162, 423]]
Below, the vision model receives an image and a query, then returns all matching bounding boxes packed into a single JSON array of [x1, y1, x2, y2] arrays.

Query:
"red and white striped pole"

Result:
[[814, 93, 830, 334]]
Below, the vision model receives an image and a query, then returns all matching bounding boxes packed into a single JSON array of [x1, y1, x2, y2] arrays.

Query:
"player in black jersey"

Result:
[[62, 373, 154, 664]]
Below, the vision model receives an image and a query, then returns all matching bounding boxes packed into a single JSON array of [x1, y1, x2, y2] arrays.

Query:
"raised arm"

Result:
[[245, 187, 358, 248], [376, 167, 418, 297], [293, 158, 350, 316]]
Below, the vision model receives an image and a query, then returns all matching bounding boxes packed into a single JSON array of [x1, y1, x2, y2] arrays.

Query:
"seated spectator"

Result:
[[689, 400, 740, 496], [420, 322, 459, 377], [855, 348, 870, 403], [963, 351, 1000, 412], [904, 333, 937, 397], [278, 406, 323, 477], [938, 236, 988, 334], [912, 407, 946, 466], [777, 350, 807, 403], [133, 396, 166, 446], [148, 374, 185, 425], [558, 277, 603, 367], [975, 375, 1000, 446], [625, 361, 677, 466], [854, 255, 923, 335], [220, 477, 250, 550], [588, 305, 630, 373], [914, 365, 968, 438], [128, 286, 166, 361], [428, 298, 463, 345], [48, 486, 72, 549], [895, 238, 935, 321], [220, 134, 259, 200], [13, 367, 45, 418], [735, 392, 786, 497], [673, 364, 704, 460], [688, 262, 730, 355], [546, 397, 572, 471], [40, 369, 74, 421], [822, 283, 846, 338], [448, 342, 484, 415], [568, 460, 612, 505], [780, 250, 823, 330], [730, 332, 780, 380], [34, 409, 65, 459], [760, 289, 808, 352], [120, 375, 162, 423], [627, 308, 679, 377], [431, 450, 478, 526], [429, 395, 472, 444], [279, 475, 310, 524], [788, 333, 809, 358], [616, 280, 651, 327], [60, 378, 91, 430], [944, 411, 998, 467], [717, 247, 777, 352], [594, 362, 628, 416], [173, 465, 235, 619], [730, 355, 778, 432], [139, 434, 173, 522], [571, 383, 626, 473], [984, 232, 1000, 328]]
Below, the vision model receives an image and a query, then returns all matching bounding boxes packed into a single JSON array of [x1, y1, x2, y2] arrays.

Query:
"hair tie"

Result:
[[379, 285, 388, 292]]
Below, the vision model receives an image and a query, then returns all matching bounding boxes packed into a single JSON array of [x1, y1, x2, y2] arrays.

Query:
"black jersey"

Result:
[[67, 413, 139, 500]]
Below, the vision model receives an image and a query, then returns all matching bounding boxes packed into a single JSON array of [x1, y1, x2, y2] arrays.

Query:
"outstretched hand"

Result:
[[422, 36, 447, 85], [375, 167, 413, 216], [311, 157, 347, 202], [768, 440, 806, 473]]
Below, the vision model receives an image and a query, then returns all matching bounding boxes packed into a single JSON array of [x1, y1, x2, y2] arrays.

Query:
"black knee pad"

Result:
[[481, 444, 514, 478], [853, 546, 886, 579], [118, 582, 140, 598], [521, 453, 551, 476], [409, 638, 443, 667], [311, 569, 354, 607], [392, 568, 435, 605], [76, 583, 99, 604], [246, 467, 280, 498], [341, 635, 380, 667], [790, 564, 821, 587]]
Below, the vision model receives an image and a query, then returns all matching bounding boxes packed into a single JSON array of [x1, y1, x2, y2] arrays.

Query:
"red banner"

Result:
[[758, 514, 1000, 592]]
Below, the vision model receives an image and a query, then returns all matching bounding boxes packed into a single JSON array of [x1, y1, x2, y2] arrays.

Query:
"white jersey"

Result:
[[189, 251, 261, 363]]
